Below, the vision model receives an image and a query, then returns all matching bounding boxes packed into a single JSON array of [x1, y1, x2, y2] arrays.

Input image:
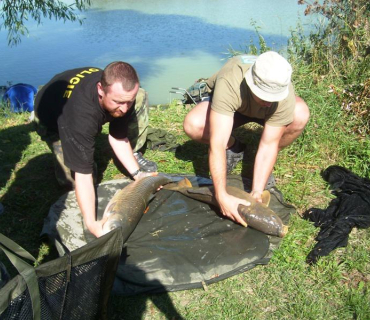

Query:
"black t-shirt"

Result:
[[35, 67, 134, 174]]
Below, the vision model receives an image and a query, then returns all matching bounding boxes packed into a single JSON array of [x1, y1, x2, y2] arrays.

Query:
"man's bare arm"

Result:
[[109, 134, 140, 176], [75, 172, 107, 237], [109, 134, 158, 181], [209, 110, 249, 226], [251, 124, 286, 202]]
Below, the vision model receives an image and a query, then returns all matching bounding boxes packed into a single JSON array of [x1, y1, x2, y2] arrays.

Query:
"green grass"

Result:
[[1, 79, 369, 319]]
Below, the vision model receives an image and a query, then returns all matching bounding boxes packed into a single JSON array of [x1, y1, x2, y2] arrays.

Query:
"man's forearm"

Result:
[[208, 110, 234, 199], [252, 124, 285, 194], [252, 145, 278, 192], [109, 134, 139, 176], [209, 145, 228, 199], [209, 141, 249, 227], [75, 172, 96, 229]]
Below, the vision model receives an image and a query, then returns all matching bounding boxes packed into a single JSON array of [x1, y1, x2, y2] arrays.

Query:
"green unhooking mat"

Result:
[[41, 174, 295, 296]]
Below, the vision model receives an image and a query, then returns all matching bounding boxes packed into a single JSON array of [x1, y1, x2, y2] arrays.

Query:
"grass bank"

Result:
[[0, 88, 369, 318]]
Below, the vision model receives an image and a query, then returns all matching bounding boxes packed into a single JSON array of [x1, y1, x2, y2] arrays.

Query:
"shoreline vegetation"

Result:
[[0, 1, 369, 319]]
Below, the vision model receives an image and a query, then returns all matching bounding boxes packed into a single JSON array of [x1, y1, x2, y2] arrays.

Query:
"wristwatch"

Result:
[[130, 169, 141, 179]]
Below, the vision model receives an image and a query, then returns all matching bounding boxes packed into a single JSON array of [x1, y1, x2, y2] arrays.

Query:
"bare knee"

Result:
[[183, 101, 210, 141], [289, 96, 310, 132], [183, 112, 202, 139], [279, 97, 309, 149]]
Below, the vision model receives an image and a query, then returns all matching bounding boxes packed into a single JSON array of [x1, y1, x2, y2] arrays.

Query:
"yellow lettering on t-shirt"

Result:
[[63, 68, 101, 99], [80, 70, 92, 75], [70, 77, 80, 85], [63, 90, 72, 98]]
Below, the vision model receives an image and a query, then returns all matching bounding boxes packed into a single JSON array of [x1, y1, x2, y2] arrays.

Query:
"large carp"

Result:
[[163, 178, 288, 237], [102, 176, 287, 239], [102, 175, 171, 238]]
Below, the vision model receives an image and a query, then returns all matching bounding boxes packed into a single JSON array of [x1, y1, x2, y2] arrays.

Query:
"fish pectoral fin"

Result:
[[261, 190, 271, 207]]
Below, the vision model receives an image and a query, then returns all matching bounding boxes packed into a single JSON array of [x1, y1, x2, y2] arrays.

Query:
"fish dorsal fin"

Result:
[[261, 190, 271, 207], [178, 177, 193, 188]]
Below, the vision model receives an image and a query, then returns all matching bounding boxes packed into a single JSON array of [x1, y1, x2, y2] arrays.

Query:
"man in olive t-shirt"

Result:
[[183, 51, 310, 227]]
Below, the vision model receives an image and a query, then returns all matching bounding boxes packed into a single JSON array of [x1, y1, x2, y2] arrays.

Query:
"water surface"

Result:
[[0, 1, 308, 104]]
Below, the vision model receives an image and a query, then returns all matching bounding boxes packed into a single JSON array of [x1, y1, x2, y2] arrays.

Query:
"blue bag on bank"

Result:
[[2, 83, 37, 113]]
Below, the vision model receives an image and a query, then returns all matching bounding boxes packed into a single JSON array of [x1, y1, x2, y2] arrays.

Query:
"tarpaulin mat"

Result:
[[41, 174, 295, 296]]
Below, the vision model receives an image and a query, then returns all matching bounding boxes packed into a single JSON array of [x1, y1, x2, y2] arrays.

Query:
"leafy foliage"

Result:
[[289, 0, 370, 134], [0, 0, 91, 46], [296, 0, 370, 77]]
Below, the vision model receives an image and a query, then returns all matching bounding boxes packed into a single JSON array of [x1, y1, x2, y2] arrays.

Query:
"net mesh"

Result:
[[1, 287, 33, 320], [1, 255, 109, 320]]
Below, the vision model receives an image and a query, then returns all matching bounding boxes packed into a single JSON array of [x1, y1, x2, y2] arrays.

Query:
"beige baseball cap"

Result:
[[245, 51, 292, 102]]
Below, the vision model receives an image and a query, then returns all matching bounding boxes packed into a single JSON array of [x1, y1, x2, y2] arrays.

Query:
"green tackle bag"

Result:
[[0, 228, 123, 320], [180, 79, 209, 104]]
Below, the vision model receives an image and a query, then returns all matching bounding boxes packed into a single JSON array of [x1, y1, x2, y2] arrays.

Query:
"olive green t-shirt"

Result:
[[206, 55, 295, 127]]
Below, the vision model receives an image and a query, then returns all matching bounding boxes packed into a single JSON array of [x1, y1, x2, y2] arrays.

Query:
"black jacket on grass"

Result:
[[303, 165, 370, 264]]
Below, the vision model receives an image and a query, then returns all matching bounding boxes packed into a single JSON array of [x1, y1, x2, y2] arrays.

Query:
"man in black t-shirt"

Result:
[[35, 62, 157, 237]]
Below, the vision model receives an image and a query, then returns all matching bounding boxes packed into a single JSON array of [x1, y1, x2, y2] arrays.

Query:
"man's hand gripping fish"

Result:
[[164, 178, 288, 237]]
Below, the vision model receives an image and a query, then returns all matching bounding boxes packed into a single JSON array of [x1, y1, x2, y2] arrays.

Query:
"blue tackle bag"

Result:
[[2, 83, 37, 113]]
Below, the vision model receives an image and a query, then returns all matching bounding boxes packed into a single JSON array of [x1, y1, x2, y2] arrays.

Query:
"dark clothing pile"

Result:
[[303, 165, 370, 264], [146, 127, 179, 152]]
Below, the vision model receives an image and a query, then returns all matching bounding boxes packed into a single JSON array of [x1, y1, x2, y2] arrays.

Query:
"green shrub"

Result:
[[289, 0, 370, 133], [296, 0, 370, 78]]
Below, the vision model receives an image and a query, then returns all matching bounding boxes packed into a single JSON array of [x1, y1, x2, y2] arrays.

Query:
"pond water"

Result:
[[0, 0, 309, 104]]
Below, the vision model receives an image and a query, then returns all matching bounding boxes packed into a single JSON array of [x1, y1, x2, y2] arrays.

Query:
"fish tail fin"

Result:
[[261, 190, 271, 207], [280, 225, 289, 238]]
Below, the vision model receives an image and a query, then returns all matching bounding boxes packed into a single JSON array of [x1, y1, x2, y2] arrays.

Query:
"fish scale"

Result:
[[102, 176, 171, 240]]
